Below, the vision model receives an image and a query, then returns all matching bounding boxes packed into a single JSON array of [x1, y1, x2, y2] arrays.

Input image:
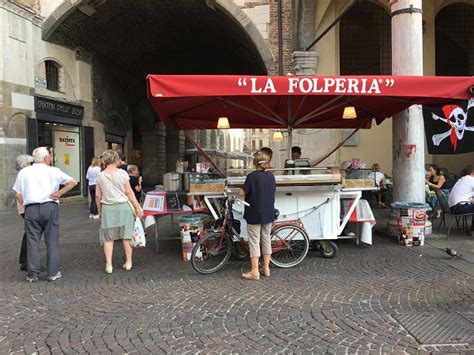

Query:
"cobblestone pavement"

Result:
[[0, 203, 473, 354]]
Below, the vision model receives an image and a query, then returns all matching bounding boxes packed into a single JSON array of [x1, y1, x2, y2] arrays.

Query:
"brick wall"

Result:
[[268, 0, 293, 75]]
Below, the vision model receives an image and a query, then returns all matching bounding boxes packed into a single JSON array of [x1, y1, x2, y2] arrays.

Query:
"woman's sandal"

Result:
[[105, 265, 113, 274], [242, 272, 260, 281], [259, 268, 271, 277]]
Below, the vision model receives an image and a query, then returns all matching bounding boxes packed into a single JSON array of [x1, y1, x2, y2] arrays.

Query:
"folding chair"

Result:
[[450, 203, 474, 236], [436, 190, 452, 233], [425, 191, 434, 210], [438, 192, 474, 237]]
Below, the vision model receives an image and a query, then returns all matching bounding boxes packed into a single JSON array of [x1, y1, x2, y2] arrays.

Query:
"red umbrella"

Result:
[[147, 75, 473, 130]]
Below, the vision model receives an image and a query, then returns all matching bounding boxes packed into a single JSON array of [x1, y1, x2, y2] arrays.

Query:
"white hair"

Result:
[[127, 164, 138, 174], [15, 154, 34, 171], [32, 147, 50, 163]]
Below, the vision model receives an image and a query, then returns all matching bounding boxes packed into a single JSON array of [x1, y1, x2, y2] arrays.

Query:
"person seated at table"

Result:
[[448, 166, 474, 236], [368, 163, 385, 188], [425, 164, 449, 217], [368, 163, 387, 208], [460, 165, 472, 178]]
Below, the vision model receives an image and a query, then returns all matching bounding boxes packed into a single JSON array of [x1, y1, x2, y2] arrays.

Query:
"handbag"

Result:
[[102, 173, 137, 217], [131, 217, 146, 248]]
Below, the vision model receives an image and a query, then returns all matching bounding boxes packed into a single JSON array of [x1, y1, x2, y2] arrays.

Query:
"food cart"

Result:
[[144, 74, 473, 257]]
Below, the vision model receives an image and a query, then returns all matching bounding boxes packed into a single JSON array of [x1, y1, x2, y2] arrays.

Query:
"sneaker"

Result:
[[93, 215, 100, 219], [26, 275, 38, 283], [19, 263, 27, 272], [47, 271, 62, 282], [89, 214, 93, 219]]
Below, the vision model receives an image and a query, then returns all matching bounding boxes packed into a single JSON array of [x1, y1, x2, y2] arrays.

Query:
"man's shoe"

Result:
[[26, 275, 38, 283], [47, 271, 62, 282]]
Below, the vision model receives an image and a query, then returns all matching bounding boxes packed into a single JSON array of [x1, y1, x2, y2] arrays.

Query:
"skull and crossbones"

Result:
[[432, 98, 474, 152]]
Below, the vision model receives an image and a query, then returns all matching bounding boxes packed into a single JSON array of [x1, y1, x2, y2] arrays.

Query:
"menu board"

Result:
[[54, 130, 80, 181]]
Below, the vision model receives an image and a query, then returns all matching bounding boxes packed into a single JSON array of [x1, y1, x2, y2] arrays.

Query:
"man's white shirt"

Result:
[[448, 175, 474, 207], [13, 163, 73, 205]]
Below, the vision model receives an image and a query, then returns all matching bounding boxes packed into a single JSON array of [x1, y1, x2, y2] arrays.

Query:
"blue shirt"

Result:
[[243, 170, 276, 224]]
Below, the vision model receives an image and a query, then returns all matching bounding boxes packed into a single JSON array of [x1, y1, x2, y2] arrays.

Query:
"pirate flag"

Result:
[[423, 98, 474, 154]]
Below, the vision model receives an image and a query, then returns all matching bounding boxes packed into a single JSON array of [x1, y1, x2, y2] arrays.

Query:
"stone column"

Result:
[[141, 122, 166, 185], [166, 127, 185, 173], [292, 51, 319, 75], [388, 0, 428, 233]]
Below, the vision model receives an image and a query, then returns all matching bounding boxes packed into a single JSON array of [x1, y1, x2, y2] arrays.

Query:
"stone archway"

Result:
[[41, 0, 274, 184], [42, 0, 274, 73]]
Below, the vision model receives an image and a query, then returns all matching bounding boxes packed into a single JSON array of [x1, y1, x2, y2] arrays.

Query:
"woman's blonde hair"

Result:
[[371, 163, 381, 172], [91, 157, 101, 167], [253, 150, 271, 171], [101, 150, 119, 167]]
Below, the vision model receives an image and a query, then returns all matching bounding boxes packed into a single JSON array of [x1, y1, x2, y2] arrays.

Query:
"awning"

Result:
[[146, 75, 473, 130]]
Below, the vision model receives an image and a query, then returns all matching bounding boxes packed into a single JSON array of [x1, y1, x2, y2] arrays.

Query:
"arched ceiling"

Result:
[[43, 0, 270, 101]]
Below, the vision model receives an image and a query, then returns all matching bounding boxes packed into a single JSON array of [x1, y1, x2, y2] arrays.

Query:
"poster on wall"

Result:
[[54, 130, 80, 181]]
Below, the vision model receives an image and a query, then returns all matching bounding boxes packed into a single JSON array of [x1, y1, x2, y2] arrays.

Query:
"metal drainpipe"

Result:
[[277, 0, 284, 75]]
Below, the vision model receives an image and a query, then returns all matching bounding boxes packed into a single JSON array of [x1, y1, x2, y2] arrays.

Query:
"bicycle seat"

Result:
[[274, 209, 280, 220]]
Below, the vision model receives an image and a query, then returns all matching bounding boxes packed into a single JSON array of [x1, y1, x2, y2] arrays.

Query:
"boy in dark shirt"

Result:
[[127, 165, 142, 203]]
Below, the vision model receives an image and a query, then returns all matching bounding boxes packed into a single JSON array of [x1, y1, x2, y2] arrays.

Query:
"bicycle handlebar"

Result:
[[223, 190, 250, 207]]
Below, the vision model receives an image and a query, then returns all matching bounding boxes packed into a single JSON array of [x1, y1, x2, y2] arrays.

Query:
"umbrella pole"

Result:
[[287, 128, 293, 159]]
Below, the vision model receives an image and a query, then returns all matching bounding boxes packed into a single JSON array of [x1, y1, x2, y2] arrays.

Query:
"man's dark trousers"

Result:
[[24, 202, 60, 278]]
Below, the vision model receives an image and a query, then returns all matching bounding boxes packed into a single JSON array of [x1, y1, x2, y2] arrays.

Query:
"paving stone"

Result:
[[0, 203, 473, 353]]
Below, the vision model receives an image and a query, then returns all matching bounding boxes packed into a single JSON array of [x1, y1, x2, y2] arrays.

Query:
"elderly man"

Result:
[[13, 147, 77, 282], [448, 165, 474, 235]]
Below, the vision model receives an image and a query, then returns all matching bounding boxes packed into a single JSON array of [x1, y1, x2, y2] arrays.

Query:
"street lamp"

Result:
[[342, 106, 357, 119], [217, 116, 230, 129], [272, 131, 284, 141]]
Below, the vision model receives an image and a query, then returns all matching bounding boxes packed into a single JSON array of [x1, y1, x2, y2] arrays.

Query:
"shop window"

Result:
[[436, 3, 473, 76], [45, 60, 60, 92], [339, 2, 391, 75]]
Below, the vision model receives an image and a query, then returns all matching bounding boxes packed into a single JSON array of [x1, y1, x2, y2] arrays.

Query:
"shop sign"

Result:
[[105, 133, 125, 144], [54, 130, 80, 181], [35, 96, 84, 119]]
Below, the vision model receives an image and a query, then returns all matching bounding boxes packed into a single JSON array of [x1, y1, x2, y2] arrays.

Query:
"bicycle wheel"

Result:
[[270, 224, 310, 268], [191, 231, 233, 274]]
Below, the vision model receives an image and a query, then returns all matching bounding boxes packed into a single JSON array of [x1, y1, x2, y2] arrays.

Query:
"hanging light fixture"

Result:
[[342, 106, 357, 119], [272, 131, 284, 141], [217, 116, 230, 129]]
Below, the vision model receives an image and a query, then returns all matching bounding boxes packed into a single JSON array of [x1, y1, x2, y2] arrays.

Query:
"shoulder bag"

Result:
[[102, 173, 137, 217]]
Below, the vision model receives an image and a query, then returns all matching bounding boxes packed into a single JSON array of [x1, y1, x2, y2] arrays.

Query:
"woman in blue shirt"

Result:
[[240, 150, 276, 280]]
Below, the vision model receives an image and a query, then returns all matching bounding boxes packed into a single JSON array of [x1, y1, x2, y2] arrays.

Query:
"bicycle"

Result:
[[190, 194, 310, 274]]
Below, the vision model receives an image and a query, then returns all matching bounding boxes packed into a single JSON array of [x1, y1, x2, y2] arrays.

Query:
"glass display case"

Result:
[[227, 166, 342, 187], [342, 169, 377, 189]]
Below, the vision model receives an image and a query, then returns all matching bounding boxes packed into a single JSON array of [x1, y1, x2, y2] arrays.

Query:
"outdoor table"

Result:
[[340, 194, 376, 245], [142, 191, 218, 251]]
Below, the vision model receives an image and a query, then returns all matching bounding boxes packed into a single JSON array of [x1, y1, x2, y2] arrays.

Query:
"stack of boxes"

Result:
[[178, 214, 209, 261]]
